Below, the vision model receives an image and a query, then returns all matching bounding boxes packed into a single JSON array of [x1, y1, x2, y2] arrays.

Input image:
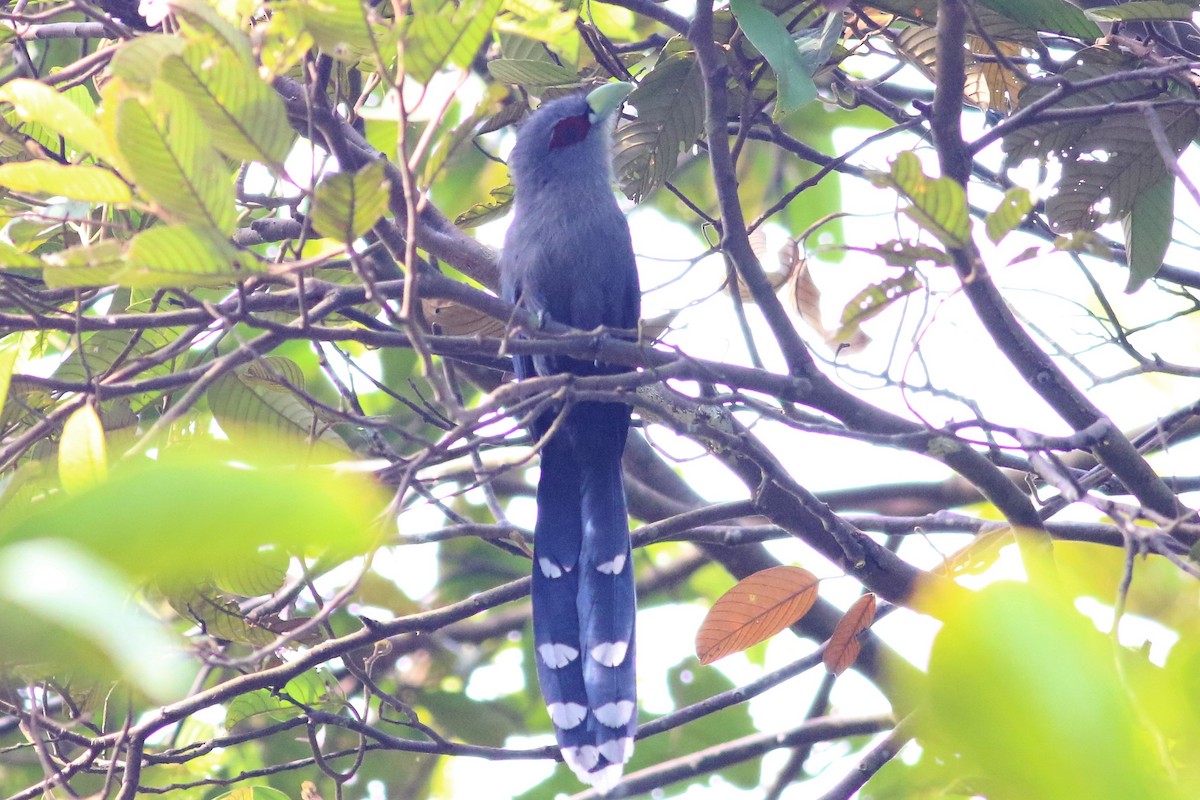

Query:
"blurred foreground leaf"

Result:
[[1, 442, 385, 581], [0, 539, 190, 699], [920, 580, 1181, 800], [0, 440, 386, 690]]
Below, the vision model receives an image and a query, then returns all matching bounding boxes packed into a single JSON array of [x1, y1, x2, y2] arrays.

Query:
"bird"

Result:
[[499, 81, 640, 791]]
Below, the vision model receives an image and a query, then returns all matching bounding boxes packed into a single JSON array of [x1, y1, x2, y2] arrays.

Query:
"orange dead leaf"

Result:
[[696, 565, 819, 665], [823, 593, 877, 675]]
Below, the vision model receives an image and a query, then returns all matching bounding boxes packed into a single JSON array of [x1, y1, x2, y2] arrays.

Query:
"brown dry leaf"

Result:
[[892, 26, 1025, 113], [749, 226, 769, 262], [736, 230, 797, 301], [696, 565, 819, 664], [891, 24, 939, 86], [789, 250, 823, 332], [964, 36, 1024, 113], [823, 592, 877, 675], [423, 298, 506, 337], [640, 310, 678, 343], [781, 244, 873, 354]]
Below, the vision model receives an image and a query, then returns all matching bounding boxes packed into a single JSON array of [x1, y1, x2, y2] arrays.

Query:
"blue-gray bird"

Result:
[[500, 82, 640, 790]]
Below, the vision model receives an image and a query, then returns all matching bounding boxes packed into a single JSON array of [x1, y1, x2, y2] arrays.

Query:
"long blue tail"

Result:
[[531, 401, 636, 789]]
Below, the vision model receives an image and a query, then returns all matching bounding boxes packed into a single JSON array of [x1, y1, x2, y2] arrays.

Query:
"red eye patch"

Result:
[[549, 114, 591, 149]]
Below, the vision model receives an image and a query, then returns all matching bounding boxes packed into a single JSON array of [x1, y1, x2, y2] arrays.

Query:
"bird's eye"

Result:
[[548, 114, 591, 149]]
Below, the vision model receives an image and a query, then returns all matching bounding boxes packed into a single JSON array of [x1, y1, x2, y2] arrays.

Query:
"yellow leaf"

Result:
[[0, 162, 131, 204], [59, 405, 107, 493]]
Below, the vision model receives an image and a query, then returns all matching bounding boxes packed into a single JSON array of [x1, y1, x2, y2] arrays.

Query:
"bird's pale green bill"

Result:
[[586, 81, 633, 121]]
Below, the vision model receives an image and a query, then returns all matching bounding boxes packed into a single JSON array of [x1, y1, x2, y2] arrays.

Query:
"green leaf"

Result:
[[794, 12, 842, 74], [225, 671, 335, 731], [256, 5, 316, 76], [404, 0, 506, 84], [42, 239, 125, 288], [924, 581, 1180, 800], [0, 442, 386, 583], [1122, 175, 1173, 293], [212, 545, 290, 597], [1087, 0, 1198, 20], [455, 182, 514, 227], [875, 151, 971, 247], [0, 79, 111, 161], [664, 659, 758, 788], [207, 357, 348, 449], [616, 38, 705, 202], [0, 378, 52, 436], [289, 0, 376, 59], [162, 40, 294, 165], [1046, 107, 1199, 233], [51, 326, 183, 414], [309, 160, 392, 242], [282, 669, 336, 705], [985, 187, 1033, 243], [1, 84, 99, 160], [1003, 49, 1148, 166], [0, 334, 21, 423], [423, 689, 521, 746], [168, 0, 256, 62], [123, 224, 262, 288], [835, 271, 922, 343], [58, 405, 108, 494], [496, 0, 579, 46], [0, 239, 43, 269], [0, 162, 131, 204], [1053, 231, 1112, 258], [865, 0, 1041, 45], [420, 87, 509, 183], [730, 0, 817, 117], [225, 687, 299, 730], [108, 34, 187, 85], [872, 239, 952, 268], [242, 356, 306, 389], [168, 585, 278, 645], [861, 737, 986, 798], [976, 0, 1102, 38], [485, 58, 580, 87], [0, 539, 189, 699], [115, 89, 237, 232], [498, 30, 556, 60]]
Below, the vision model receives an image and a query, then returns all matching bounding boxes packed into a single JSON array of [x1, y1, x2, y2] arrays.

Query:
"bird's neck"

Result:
[[515, 174, 618, 214]]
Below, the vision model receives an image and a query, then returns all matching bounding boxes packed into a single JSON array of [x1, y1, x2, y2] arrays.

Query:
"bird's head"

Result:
[[507, 82, 633, 194]]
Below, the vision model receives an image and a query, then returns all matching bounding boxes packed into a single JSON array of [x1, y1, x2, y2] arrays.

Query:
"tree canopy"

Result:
[[3, 0, 1200, 798]]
